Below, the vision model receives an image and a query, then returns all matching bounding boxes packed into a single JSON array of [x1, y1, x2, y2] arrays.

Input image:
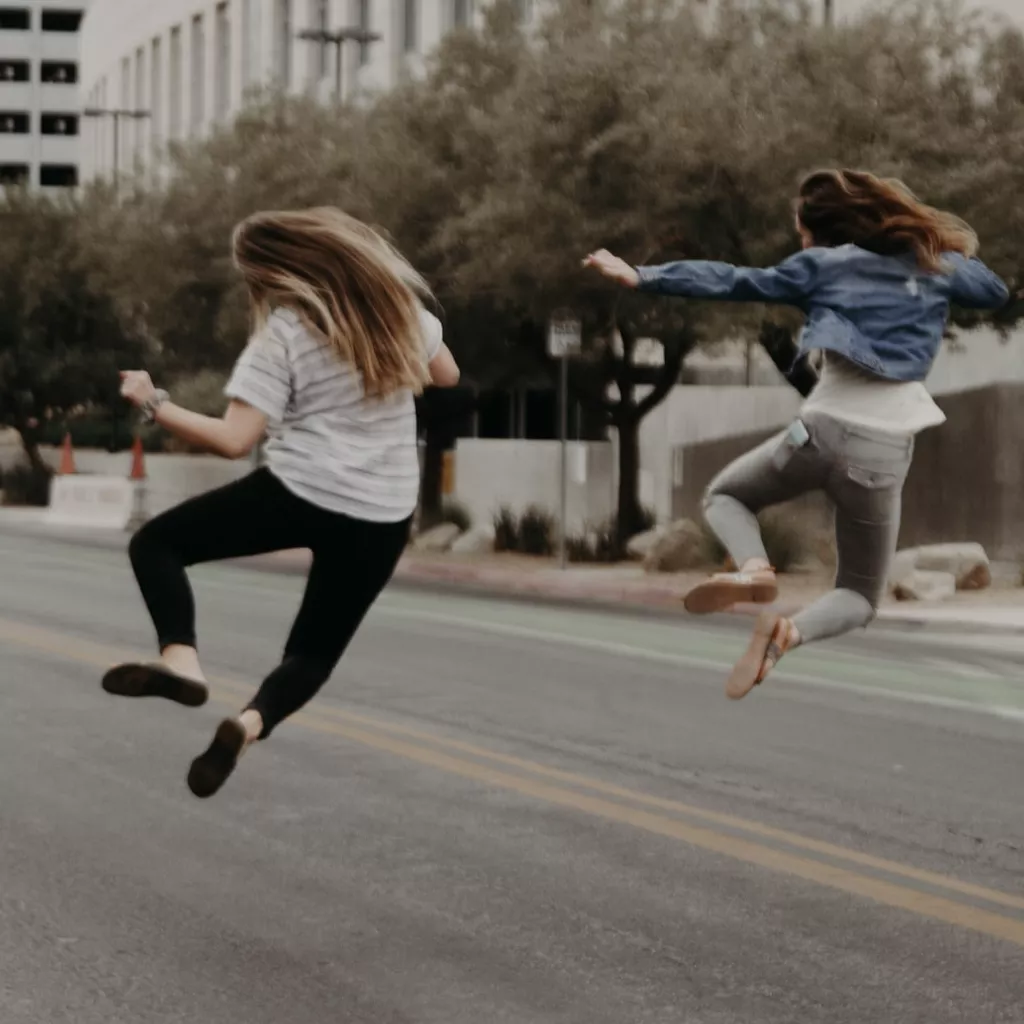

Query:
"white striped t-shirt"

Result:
[[224, 305, 442, 522]]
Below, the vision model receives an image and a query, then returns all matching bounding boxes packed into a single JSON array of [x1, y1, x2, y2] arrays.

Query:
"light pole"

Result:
[[82, 107, 150, 189], [298, 27, 382, 100], [824, 0, 834, 26]]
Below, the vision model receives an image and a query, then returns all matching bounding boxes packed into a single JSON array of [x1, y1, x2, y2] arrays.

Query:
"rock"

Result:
[[643, 519, 708, 574], [892, 569, 957, 603], [625, 527, 664, 561], [412, 523, 462, 553], [450, 527, 494, 555], [914, 543, 991, 591]]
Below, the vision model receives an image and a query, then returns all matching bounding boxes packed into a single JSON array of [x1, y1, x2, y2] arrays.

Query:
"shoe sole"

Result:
[[187, 718, 247, 799], [683, 578, 778, 616], [725, 610, 779, 701], [102, 663, 208, 708]]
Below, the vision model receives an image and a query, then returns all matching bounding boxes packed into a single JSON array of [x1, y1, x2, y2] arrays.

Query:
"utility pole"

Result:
[[298, 27, 382, 100]]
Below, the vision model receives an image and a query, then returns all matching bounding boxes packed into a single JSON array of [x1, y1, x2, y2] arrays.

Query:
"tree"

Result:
[[433, 0, 1024, 542], [0, 188, 146, 472]]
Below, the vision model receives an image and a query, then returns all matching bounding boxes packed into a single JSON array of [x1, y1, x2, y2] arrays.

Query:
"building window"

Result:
[[41, 61, 78, 84], [0, 8, 30, 30], [354, 0, 371, 67], [40, 164, 78, 187], [41, 10, 83, 32], [41, 113, 79, 134], [0, 163, 29, 185], [308, 0, 328, 82], [169, 26, 182, 138], [0, 60, 30, 81], [450, 0, 471, 29], [190, 14, 205, 130], [134, 46, 146, 152], [0, 111, 28, 133], [214, 2, 230, 118], [402, 0, 417, 53], [241, 0, 257, 88], [150, 37, 162, 146], [274, 0, 292, 85]]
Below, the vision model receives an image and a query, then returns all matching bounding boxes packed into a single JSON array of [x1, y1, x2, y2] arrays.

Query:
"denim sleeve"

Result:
[[635, 250, 821, 306], [946, 254, 1010, 310]]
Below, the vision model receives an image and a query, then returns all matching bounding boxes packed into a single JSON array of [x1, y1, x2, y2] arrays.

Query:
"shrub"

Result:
[[517, 505, 556, 556], [565, 532, 598, 563], [493, 506, 518, 553], [1, 464, 53, 506], [440, 499, 472, 532]]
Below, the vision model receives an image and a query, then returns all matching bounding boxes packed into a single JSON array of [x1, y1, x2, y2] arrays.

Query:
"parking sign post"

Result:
[[547, 314, 583, 569]]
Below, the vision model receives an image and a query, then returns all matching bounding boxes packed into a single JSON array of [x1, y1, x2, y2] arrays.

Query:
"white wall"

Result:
[[454, 438, 615, 533]]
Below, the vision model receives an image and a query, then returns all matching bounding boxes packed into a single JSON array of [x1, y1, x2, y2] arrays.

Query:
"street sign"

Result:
[[547, 312, 581, 569], [547, 316, 582, 359]]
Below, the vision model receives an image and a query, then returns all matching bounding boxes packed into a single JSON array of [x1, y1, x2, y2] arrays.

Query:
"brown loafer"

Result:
[[683, 571, 778, 615], [102, 662, 209, 708]]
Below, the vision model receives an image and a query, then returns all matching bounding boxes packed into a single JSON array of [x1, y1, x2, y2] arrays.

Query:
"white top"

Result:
[[225, 306, 443, 523], [800, 353, 946, 436]]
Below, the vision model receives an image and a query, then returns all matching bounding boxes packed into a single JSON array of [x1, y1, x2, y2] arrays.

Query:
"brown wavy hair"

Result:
[[233, 207, 432, 398], [795, 169, 978, 273]]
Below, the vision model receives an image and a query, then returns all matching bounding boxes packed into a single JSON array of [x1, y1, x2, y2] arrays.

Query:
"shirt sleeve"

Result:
[[224, 314, 292, 423], [945, 253, 1009, 311], [636, 250, 822, 307], [419, 308, 444, 361]]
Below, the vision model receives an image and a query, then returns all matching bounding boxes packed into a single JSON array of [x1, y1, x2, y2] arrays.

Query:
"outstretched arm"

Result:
[[584, 248, 821, 306]]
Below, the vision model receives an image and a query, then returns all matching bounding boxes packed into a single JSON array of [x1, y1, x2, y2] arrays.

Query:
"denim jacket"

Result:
[[636, 245, 1009, 382]]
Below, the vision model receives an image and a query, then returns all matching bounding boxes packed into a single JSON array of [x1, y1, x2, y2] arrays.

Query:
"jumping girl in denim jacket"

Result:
[[585, 169, 1008, 699]]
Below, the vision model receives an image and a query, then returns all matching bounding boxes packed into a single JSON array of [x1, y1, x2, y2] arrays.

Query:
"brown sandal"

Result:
[[725, 612, 799, 700], [683, 570, 778, 616]]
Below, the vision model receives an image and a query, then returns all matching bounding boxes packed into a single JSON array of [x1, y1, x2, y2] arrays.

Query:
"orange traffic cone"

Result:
[[58, 433, 76, 475], [129, 435, 146, 481]]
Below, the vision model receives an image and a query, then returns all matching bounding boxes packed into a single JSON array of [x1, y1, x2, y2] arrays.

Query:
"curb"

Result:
[[4, 517, 1023, 636]]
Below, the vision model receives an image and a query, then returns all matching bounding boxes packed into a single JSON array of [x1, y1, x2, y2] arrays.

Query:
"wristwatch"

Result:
[[140, 388, 170, 423]]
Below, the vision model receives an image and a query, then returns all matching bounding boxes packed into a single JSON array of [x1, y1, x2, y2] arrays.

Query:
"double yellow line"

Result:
[[3, 615, 1023, 948]]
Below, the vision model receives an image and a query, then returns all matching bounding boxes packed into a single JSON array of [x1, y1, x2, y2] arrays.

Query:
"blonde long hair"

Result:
[[233, 207, 433, 397], [796, 169, 978, 273]]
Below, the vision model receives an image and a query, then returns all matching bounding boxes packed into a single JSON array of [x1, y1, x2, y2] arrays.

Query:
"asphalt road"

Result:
[[1, 529, 1022, 1023]]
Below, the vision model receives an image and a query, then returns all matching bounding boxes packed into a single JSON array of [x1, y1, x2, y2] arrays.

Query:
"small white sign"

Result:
[[547, 316, 582, 358]]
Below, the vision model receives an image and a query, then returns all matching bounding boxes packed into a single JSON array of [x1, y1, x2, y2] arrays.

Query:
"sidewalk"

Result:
[[5, 508, 1024, 634]]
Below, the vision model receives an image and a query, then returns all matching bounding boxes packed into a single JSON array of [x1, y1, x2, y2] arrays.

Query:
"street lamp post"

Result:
[[297, 27, 382, 100], [82, 107, 151, 189]]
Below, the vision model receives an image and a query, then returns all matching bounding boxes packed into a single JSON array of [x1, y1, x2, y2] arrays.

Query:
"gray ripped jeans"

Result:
[[703, 410, 914, 645]]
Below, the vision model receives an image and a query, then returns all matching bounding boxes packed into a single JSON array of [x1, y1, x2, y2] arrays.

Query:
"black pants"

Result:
[[128, 468, 410, 737]]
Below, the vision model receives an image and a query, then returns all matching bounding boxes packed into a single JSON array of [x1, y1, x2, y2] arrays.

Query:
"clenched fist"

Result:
[[119, 370, 157, 408], [582, 249, 641, 289]]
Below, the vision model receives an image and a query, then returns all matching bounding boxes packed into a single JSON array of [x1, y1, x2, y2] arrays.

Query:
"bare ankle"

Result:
[[238, 709, 264, 744], [739, 559, 773, 576], [161, 645, 206, 682]]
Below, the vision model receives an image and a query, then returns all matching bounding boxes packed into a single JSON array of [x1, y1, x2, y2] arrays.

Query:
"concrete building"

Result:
[[0, 2, 89, 191], [79, 1, 538, 180]]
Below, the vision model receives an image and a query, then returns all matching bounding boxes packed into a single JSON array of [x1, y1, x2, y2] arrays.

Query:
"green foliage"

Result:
[[0, 464, 52, 506], [493, 505, 519, 552], [517, 505, 556, 556]]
